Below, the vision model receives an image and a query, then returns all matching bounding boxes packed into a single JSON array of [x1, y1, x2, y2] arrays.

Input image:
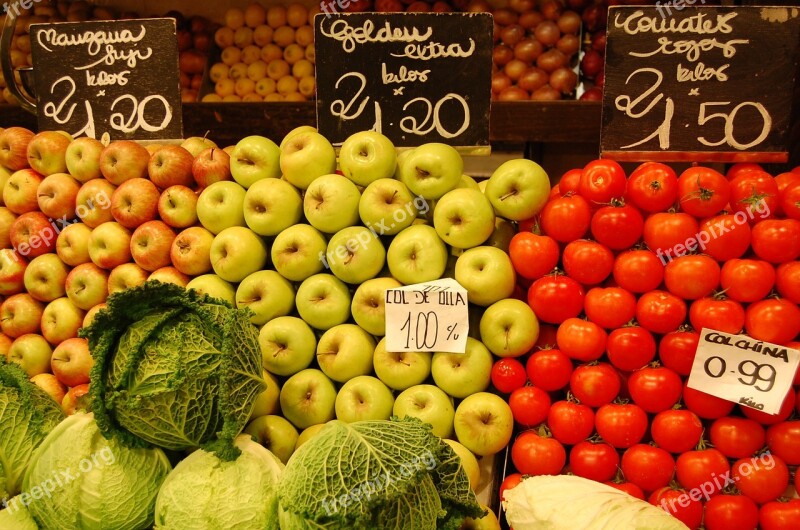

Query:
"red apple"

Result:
[[0, 207, 18, 248], [65, 136, 104, 183], [0, 332, 12, 358], [130, 220, 176, 272], [0, 127, 35, 171], [37, 172, 80, 220], [76, 179, 116, 228], [148, 266, 190, 287], [40, 297, 85, 345], [99, 140, 150, 185], [61, 383, 90, 415], [110, 177, 160, 228], [0, 292, 44, 337], [65, 263, 109, 310], [82, 302, 106, 329], [170, 226, 214, 276], [107, 262, 149, 294], [56, 223, 92, 266], [192, 147, 232, 188], [30, 373, 67, 404], [0, 248, 27, 296], [3, 168, 44, 214], [26, 131, 71, 176], [10, 211, 57, 258], [148, 145, 194, 189], [158, 185, 198, 228], [88, 222, 132, 270]]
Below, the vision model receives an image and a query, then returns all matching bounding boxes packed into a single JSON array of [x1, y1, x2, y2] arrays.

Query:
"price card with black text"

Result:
[[687, 329, 800, 415], [384, 278, 468, 353], [30, 18, 183, 141]]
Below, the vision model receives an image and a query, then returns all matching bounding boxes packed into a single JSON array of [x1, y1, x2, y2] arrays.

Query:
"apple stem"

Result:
[[499, 190, 518, 201]]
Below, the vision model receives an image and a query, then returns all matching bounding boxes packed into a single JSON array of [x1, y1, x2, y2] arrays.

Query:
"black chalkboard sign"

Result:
[[601, 6, 800, 163], [314, 13, 492, 149], [29, 18, 183, 141]]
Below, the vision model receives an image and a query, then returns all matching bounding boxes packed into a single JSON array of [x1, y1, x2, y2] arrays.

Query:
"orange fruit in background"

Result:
[[308, 5, 321, 26], [267, 59, 290, 80], [267, 5, 288, 29], [215, 26, 235, 48], [202, 93, 223, 102], [283, 44, 304, 65], [265, 93, 284, 102], [284, 92, 306, 102], [243, 93, 263, 102], [234, 26, 254, 48], [277, 76, 299, 95], [225, 8, 245, 30], [254, 25, 274, 46], [235, 78, 256, 97], [295, 25, 314, 47], [229, 63, 249, 80], [244, 2, 267, 28], [261, 44, 283, 63], [298, 76, 316, 98], [223, 94, 242, 102], [221, 46, 242, 66], [256, 78, 277, 97], [287, 4, 309, 28], [241, 45, 262, 65], [247, 60, 268, 81], [292, 59, 314, 79], [273, 26, 296, 48], [209, 63, 230, 83], [216, 78, 235, 97]]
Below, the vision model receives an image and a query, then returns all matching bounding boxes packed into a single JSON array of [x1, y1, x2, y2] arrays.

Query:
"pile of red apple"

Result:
[[498, 159, 800, 529], [174, 13, 219, 103]]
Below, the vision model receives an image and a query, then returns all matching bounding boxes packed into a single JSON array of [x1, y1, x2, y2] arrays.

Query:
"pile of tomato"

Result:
[[496, 160, 800, 529]]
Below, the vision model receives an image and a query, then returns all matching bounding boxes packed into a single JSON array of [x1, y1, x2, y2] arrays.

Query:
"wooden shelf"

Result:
[[0, 101, 602, 147]]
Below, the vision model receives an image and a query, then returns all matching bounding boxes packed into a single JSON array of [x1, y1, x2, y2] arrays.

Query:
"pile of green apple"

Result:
[[0, 124, 552, 510]]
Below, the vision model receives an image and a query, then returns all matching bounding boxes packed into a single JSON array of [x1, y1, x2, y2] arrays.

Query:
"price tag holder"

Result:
[[384, 278, 468, 353], [687, 328, 800, 415], [601, 6, 800, 163], [30, 18, 183, 141], [314, 13, 492, 152]]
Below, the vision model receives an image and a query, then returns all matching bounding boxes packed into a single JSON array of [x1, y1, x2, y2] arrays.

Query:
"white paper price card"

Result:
[[384, 278, 468, 353], [687, 328, 800, 415]]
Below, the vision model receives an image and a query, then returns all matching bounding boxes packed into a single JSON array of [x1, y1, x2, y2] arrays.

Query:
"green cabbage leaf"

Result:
[[82, 282, 265, 460], [0, 496, 40, 529]]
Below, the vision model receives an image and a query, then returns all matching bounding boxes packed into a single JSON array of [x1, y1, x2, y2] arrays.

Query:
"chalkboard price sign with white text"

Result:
[[29, 18, 183, 141], [601, 6, 800, 163], [314, 13, 492, 149]]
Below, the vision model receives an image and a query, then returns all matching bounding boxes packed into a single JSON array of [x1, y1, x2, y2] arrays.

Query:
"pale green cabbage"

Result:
[[277, 417, 484, 530], [83, 282, 265, 459], [0, 360, 64, 501], [503, 475, 689, 530], [154, 434, 284, 530], [21, 412, 171, 530], [0, 496, 40, 529]]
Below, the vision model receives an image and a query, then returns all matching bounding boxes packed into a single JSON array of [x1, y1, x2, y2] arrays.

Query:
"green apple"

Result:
[[338, 131, 397, 187], [372, 337, 431, 391], [433, 188, 495, 249], [325, 226, 385, 285], [250, 369, 281, 419], [316, 323, 375, 383], [358, 178, 418, 236], [393, 384, 455, 439], [454, 392, 514, 456], [280, 131, 336, 190], [279, 368, 337, 429], [229, 135, 281, 188], [351, 277, 402, 336], [64, 263, 108, 310], [398, 143, 463, 199], [443, 439, 481, 491], [1, 293, 43, 337], [386, 224, 447, 285], [244, 414, 299, 464], [196, 181, 247, 234], [460, 505, 501, 530], [271, 224, 327, 282], [454, 246, 516, 307], [243, 177, 302, 236], [259, 315, 316, 376], [485, 217, 516, 253], [431, 337, 492, 399], [210, 226, 268, 283], [295, 273, 351, 330], [485, 159, 550, 221], [295, 423, 326, 450], [394, 147, 414, 180], [303, 174, 361, 234], [235, 270, 295, 325], [56, 222, 92, 267], [335, 375, 395, 423], [65, 137, 104, 182], [23, 253, 69, 302], [8, 333, 52, 377], [456, 174, 481, 191], [480, 299, 539, 358], [279, 125, 317, 151], [186, 274, 236, 305]]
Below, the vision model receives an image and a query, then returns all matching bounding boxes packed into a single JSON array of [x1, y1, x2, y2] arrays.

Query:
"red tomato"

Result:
[[584, 287, 637, 329], [759, 499, 800, 530], [741, 389, 796, 426], [658, 331, 700, 376], [780, 181, 800, 219], [726, 163, 764, 180], [534, 324, 558, 349], [709, 416, 766, 459], [643, 211, 699, 259], [549, 185, 561, 200], [626, 162, 679, 213], [528, 275, 586, 324], [649, 487, 703, 530], [594, 402, 648, 448], [676, 448, 731, 497], [697, 213, 752, 261], [590, 203, 644, 250], [526, 349, 572, 391], [491, 358, 527, 394], [744, 298, 800, 345], [628, 366, 682, 413], [547, 400, 594, 445], [689, 297, 745, 334], [636, 290, 687, 334], [733, 453, 790, 505], [508, 232, 560, 280], [775, 170, 800, 193], [540, 194, 592, 242], [766, 421, 800, 465], [651, 409, 703, 454], [720, 259, 776, 303], [569, 441, 619, 482], [511, 430, 566, 476], [613, 250, 665, 293], [751, 219, 800, 264], [606, 326, 657, 371], [556, 318, 607, 362], [604, 481, 645, 500], [621, 444, 675, 492], [683, 383, 736, 419], [559, 168, 582, 195], [578, 159, 627, 204], [664, 254, 720, 300], [569, 362, 621, 407], [703, 495, 760, 530], [509, 386, 551, 427], [562, 239, 614, 285], [728, 170, 779, 220], [678, 166, 730, 217], [775, 261, 800, 304], [499, 472, 523, 502]]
